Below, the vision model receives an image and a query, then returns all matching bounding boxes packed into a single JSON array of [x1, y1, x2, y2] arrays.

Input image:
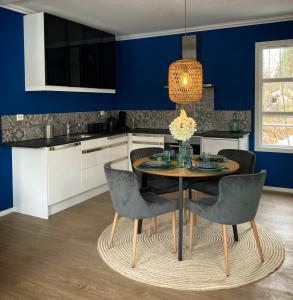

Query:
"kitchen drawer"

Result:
[[82, 148, 107, 169], [131, 143, 164, 151], [107, 134, 128, 146], [82, 165, 107, 192], [131, 134, 164, 144], [108, 143, 128, 162], [81, 137, 107, 151], [201, 137, 239, 155]]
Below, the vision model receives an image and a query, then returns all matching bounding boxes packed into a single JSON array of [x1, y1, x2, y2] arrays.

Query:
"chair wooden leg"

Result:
[[108, 212, 119, 249], [189, 212, 194, 253], [148, 218, 152, 236], [251, 219, 264, 262], [132, 219, 139, 268], [222, 224, 229, 276], [152, 216, 157, 233], [172, 211, 177, 253]]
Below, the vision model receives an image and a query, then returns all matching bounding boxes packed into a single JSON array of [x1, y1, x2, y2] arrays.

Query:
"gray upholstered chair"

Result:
[[187, 170, 267, 276], [104, 162, 178, 268], [131, 147, 190, 228], [190, 149, 256, 241], [130, 147, 188, 195]]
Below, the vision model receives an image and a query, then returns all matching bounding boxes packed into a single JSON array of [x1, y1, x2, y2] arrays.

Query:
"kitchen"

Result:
[[0, 1, 292, 299]]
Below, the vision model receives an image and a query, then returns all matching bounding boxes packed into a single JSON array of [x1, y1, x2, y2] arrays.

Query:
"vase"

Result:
[[177, 141, 193, 167]]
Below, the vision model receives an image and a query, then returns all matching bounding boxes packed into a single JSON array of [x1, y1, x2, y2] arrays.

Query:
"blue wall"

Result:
[[1, 7, 292, 210], [115, 21, 293, 190], [0, 8, 116, 210]]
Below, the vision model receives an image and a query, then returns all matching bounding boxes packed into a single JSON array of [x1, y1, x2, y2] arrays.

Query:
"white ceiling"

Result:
[[1, 0, 293, 39]]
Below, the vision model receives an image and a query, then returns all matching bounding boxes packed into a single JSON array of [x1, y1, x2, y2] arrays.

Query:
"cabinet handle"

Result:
[[132, 133, 163, 137], [49, 142, 80, 151], [132, 141, 163, 145], [108, 141, 128, 148], [82, 146, 107, 154]]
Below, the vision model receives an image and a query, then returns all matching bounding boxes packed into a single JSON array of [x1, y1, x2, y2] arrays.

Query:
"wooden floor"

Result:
[[0, 191, 292, 300]]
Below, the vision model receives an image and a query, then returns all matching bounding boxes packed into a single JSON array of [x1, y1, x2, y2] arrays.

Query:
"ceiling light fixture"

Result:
[[168, 0, 203, 104]]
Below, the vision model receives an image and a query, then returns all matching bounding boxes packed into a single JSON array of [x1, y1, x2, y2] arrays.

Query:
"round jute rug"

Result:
[[97, 214, 284, 291]]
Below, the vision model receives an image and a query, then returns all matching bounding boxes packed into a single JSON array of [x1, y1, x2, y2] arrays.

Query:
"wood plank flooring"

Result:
[[0, 191, 292, 300]]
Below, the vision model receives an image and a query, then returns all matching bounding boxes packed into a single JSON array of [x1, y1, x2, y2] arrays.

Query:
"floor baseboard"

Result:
[[0, 207, 15, 217], [2, 185, 292, 218], [263, 186, 293, 194]]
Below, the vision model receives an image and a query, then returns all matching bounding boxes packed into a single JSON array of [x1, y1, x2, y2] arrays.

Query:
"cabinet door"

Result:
[[108, 142, 128, 162], [100, 32, 116, 89], [82, 165, 106, 192], [201, 138, 239, 155], [67, 21, 85, 87], [84, 27, 100, 88], [44, 14, 68, 86], [48, 144, 82, 205]]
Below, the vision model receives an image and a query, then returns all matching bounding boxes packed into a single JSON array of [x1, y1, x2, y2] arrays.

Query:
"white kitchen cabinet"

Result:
[[81, 134, 128, 192], [13, 142, 82, 219], [129, 133, 164, 169], [107, 134, 129, 170], [130, 134, 164, 151], [201, 134, 249, 155], [48, 143, 82, 205], [81, 138, 108, 192]]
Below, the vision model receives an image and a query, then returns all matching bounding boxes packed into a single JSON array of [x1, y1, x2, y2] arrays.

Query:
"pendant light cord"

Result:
[[184, 0, 187, 36]]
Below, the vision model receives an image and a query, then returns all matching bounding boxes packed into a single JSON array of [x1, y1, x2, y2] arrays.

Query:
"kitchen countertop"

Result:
[[1, 129, 250, 148]]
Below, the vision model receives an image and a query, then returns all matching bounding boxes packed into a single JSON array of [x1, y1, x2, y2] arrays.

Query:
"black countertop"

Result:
[[2, 129, 249, 148]]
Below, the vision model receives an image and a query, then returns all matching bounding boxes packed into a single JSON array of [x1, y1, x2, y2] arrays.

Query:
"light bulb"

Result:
[[180, 72, 190, 87]]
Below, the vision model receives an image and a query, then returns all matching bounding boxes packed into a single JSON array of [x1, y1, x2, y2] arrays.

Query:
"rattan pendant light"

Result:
[[168, 0, 203, 104]]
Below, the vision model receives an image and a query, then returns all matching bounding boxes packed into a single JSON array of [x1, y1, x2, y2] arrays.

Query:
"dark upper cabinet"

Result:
[[100, 32, 116, 89], [44, 14, 67, 86], [44, 13, 115, 90]]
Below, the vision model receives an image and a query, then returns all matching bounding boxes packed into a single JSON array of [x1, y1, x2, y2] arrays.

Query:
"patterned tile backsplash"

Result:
[[1, 89, 251, 143]]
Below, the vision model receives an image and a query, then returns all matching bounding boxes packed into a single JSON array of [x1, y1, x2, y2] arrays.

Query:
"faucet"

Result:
[[66, 122, 81, 137]]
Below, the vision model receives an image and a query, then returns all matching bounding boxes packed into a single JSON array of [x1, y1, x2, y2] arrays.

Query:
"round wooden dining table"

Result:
[[133, 156, 239, 261]]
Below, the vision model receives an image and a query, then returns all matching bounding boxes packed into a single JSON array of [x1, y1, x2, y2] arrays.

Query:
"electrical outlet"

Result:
[[16, 114, 24, 121]]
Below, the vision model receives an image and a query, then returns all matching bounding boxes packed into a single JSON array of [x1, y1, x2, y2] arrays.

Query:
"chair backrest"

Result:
[[130, 147, 163, 185], [218, 149, 256, 175], [215, 170, 267, 225], [104, 162, 149, 219]]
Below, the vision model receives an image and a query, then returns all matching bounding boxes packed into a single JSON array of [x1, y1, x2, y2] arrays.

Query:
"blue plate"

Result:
[[193, 163, 224, 170]]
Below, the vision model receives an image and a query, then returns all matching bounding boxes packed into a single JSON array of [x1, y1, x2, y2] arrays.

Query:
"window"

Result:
[[255, 39, 293, 153]]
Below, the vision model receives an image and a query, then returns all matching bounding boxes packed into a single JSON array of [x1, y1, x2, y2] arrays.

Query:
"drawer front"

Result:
[[107, 134, 128, 146], [108, 143, 128, 162], [82, 165, 107, 192], [201, 138, 239, 155], [131, 143, 164, 151], [81, 138, 107, 151], [82, 148, 107, 169], [131, 134, 164, 144]]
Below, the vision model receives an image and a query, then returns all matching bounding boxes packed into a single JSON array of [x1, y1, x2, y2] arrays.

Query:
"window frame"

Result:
[[255, 39, 293, 154]]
